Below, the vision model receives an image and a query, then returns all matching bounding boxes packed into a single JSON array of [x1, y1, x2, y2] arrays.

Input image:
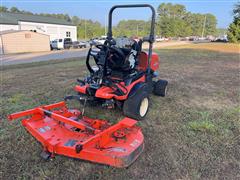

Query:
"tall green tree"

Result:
[[204, 14, 217, 35], [227, 2, 240, 43], [10, 7, 21, 13], [184, 13, 203, 36], [76, 19, 104, 39], [233, 2, 240, 19], [157, 3, 191, 37], [72, 16, 81, 25], [0, 6, 8, 12], [157, 3, 217, 37], [114, 20, 150, 37]]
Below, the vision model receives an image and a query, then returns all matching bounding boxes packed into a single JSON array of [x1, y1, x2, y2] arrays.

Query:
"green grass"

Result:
[[187, 111, 215, 133], [1, 49, 239, 179], [188, 121, 215, 133]]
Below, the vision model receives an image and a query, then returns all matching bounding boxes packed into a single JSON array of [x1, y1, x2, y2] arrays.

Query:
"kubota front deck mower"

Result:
[[73, 4, 168, 120], [8, 4, 167, 168]]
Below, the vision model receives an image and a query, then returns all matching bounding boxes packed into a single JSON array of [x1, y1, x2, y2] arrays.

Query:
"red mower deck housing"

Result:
[[8, 102, 144, 167]]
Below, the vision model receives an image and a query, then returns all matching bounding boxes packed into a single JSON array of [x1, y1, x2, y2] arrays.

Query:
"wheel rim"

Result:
[[139, 98, 149, 117], [165, 86, 168, 95]]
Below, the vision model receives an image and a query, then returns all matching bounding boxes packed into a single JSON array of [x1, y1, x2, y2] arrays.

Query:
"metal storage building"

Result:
[[0, 30, 50, 54]]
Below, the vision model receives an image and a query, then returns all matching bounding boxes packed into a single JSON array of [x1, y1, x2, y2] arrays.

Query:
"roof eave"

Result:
[[0, 22, 18, 25], [18, 20, 75, 26]]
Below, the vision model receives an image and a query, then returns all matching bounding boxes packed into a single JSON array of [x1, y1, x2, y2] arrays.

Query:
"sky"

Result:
[[1, 0, 238, 28]]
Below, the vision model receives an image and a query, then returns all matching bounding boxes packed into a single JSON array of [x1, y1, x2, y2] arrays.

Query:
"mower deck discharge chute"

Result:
[[8, 4, 168, 167], [8, 101, 144, 167]]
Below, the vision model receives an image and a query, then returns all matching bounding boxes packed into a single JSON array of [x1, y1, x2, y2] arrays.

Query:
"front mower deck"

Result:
[[8, 102, 144, 167]]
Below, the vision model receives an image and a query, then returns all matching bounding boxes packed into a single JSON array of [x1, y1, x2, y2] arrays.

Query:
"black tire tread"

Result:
[[123, 90, 149, 120], [153, 79, 168, 97]]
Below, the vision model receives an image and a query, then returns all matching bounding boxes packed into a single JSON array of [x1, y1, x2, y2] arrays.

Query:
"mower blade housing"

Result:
[[8, 101, 144, 168]]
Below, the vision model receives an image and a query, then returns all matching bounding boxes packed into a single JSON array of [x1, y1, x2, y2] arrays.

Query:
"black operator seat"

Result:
[[107, 37, 143, 83]]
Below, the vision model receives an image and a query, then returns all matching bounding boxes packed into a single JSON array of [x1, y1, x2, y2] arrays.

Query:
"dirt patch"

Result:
[[163, 42, 240, 54], [142, 41, 191, 49], [1, 49, 239, 179]]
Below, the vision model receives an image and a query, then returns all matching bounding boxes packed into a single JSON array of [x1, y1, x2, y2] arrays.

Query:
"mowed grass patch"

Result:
[[1, 49, 239, 179]]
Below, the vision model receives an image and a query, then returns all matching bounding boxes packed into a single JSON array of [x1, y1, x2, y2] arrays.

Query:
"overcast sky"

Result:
[[2, 0, 237, 28]]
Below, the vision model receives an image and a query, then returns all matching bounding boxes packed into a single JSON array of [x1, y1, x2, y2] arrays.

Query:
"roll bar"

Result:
[[107, 4, 156, 73], [107, 4, 156, 43]]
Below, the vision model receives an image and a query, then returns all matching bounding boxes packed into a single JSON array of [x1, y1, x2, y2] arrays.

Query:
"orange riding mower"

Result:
[[8, 4, 168, 168]]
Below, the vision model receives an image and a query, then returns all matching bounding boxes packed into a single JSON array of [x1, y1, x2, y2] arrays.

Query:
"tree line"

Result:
[[0, 6, 72, 22], [157, 3, 217, 37], [1, 3, 238, 42], [71, 3, 218, 39]]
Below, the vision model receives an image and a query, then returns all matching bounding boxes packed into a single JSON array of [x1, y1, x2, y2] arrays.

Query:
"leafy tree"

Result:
[[227, 2, 240, 43], [0, 4, 219, 39], [233, 2, 240, 19], [0, 6, 32, 14], [157, 3, 217, 37], [72, 16, 80, 25], [10, 7, 21, 13], [184, 13, 203, 36], [0, 6, 8, 12], [205, 14, 217, 35], [157, 3, 191, 37], [114, 20, 150, 37], [157, 3, 186, 18], [76, 19, 104, 39]]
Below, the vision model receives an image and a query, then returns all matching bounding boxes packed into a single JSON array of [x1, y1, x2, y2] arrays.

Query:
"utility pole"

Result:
[[84, 20, 87, 40], [201, 15, 206, 38], [105, 15, 107, 36], [137, 25, 139, 37]]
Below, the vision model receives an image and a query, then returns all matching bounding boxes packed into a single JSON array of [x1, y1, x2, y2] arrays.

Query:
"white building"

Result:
[[0, 12, 77, 41]]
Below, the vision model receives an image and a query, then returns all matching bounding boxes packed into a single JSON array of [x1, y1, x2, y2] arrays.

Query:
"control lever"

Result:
[[77, 79, 85, 86], [64, 95, 88, 116]]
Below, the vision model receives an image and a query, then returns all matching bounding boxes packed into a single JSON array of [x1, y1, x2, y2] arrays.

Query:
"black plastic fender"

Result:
[[128, 82, 147, 98]]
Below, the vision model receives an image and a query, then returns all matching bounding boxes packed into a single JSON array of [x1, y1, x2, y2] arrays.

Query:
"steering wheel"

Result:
[[95, 44, 107, 50], [109, 46, 125, 63], [95, 44, 125, 67]]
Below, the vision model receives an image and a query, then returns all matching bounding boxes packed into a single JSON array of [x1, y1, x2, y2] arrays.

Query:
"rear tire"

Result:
[[123, 90, 149, 120], [153, 79, 168, 97]]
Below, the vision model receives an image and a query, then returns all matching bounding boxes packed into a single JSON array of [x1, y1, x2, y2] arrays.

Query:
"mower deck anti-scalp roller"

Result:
[[8, 101, 144, 167]]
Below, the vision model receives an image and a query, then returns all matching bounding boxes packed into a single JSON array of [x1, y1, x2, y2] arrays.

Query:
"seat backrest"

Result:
[[107, 38, 143, 76]]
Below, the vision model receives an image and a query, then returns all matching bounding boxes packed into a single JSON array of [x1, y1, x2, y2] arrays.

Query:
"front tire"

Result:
[[123, 90, 149, 120]]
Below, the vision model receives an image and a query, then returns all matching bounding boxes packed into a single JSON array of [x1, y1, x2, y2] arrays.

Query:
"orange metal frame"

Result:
[[75, 75, 145, 100], [75, 51, 159, 101]]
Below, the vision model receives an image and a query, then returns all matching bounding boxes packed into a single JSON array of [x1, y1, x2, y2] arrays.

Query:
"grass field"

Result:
[[162, 42, 240, 54], [1, 48, 239, 179]]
